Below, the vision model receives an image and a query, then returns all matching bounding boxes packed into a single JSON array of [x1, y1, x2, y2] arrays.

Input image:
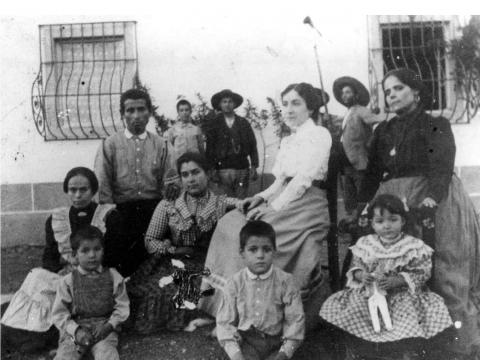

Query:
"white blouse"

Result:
[[257, 118, 331, 210]]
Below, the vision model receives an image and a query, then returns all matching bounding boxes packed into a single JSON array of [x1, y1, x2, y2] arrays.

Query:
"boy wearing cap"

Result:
[[333, 77, 381, 222], [205, 89, 258, 199]]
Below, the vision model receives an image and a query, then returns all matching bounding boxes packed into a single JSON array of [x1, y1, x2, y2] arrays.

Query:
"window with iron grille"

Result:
[[381, 21, 446, 111], [367, 15, 477, 124], [32, 21, 138, 140]]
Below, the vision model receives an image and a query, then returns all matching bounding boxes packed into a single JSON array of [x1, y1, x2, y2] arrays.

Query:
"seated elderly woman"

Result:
[[126, 152, 240, 334], [198, 82, 332, 331], [1, 167, 122, 353], [358, 68, 480, 359]]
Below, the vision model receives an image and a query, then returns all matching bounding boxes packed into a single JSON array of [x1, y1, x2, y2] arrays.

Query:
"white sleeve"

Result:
[[256, 140, 286, 201], [270, 128, 331, 210]]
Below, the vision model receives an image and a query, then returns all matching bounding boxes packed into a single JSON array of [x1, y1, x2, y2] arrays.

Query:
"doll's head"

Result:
[[367, 194, 407, 241]]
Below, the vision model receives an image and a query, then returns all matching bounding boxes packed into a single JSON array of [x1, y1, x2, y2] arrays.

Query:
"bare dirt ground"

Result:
[[1, 238, 350, 360]]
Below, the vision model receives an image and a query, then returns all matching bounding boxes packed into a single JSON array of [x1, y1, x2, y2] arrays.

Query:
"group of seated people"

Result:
[[2, 68, 480, 360]]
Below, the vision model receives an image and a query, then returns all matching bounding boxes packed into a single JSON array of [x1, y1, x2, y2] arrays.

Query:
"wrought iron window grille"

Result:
[[368, 15, 479, 124], [32, 21, 138, 140]]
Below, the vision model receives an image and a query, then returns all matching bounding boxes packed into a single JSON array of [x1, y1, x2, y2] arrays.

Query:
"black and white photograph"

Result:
[[1, 1, 480, 359]]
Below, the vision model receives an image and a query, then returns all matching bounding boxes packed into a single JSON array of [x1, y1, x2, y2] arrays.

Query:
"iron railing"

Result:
[[32, 21, 138, 140], [368, 15, 480, 124]]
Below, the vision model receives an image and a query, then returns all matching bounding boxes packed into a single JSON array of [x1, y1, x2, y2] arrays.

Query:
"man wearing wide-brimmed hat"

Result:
[[205, 89, 258, 198], [333, 76, 381, 220]]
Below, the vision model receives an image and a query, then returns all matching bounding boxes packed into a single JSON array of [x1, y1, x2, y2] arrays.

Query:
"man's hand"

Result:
[[164, 183, 181, 201], [91, 322, 113, 342], [250, 168, 258, 181], [74, 326, 94, 347], [377, 274, 406, 291]]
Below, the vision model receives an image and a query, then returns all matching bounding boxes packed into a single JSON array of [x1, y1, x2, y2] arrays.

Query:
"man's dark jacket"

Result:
[[204, 114, 259, 170]]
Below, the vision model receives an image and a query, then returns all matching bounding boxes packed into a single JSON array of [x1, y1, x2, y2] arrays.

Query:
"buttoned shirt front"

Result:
[[95, 129, 174, 204], [256, 119, 331, 210], [216, 266, 305, 358]]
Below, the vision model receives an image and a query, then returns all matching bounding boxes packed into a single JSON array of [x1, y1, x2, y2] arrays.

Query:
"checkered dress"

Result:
[[126, 191, 237, 334], [320, 234, 452, 342], [145, 190, 238, 252]]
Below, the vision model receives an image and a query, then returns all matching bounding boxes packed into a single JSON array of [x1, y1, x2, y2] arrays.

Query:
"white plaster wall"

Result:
[[452, 117, 480, 167], [1, 7, 478, 185]]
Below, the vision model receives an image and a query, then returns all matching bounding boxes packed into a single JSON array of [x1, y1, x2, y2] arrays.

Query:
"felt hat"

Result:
[[314, 88, 330, 107], [333, 76, 370, 106], [210, 89, 244, 110]]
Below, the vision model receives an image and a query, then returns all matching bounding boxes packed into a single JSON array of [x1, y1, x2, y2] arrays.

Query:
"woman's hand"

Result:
[[154, 239, 173, 257], [246, 205, 273, 221], [356, 203, 369, 228], [377, 274, 406, 291], [237, 196, 264, 214], [421, 197, 437, 208]]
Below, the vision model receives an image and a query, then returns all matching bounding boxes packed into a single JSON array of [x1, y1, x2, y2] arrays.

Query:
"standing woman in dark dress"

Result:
[[359, 68, 480, 359], [1, 167, 122, 352]]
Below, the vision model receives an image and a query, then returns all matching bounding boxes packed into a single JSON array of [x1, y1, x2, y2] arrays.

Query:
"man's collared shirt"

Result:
[[95, 129, 174, 204], [225, 116, 235, 128]]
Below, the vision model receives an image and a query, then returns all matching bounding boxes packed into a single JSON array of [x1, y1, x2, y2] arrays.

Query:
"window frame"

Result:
[[367, 15, 466, 123], [32, 21, 139, 141]]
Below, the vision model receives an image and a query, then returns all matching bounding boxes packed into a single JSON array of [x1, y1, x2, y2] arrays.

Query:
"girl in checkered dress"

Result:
[[320, 194, 452, 359]]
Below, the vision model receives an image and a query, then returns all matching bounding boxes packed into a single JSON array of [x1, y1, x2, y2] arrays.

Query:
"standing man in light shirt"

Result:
[[333, 76, 381, 222], [205, 89, 258, 199], [95, 88, 178, 276]]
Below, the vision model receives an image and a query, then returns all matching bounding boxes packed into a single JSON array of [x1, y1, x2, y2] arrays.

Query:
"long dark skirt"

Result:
[[126, 253, 207, 334]]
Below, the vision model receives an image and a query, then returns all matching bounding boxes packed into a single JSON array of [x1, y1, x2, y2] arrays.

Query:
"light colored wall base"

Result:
[[1, 168, 479, 247]]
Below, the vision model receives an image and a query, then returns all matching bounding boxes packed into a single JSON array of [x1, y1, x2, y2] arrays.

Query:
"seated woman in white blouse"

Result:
[[199, 83, 332, 330]]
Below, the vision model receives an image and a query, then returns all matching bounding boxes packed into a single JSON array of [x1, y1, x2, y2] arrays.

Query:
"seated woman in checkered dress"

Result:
[[320, 194, 452, 359], [126, 152, 240, 334]]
